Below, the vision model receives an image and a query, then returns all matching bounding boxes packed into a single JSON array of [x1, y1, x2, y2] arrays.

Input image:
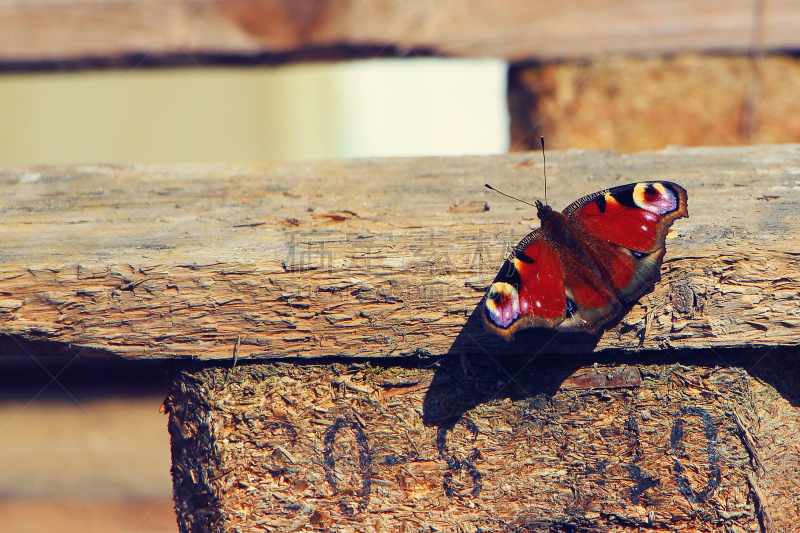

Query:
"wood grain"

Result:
[[164, 348, 800, 531], [1, 145, 800, 360], [1, 0, 800, 66]]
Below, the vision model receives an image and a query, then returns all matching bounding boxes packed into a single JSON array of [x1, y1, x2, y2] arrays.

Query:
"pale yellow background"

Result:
[[0, 58, 508, 165]]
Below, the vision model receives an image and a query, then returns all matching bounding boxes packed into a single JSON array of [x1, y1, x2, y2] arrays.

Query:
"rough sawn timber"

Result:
[[2, 144, 800, 360], [164, 348, 800, 532]]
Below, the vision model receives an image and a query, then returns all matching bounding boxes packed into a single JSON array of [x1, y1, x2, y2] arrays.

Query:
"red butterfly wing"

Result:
[[566, 182, 688, 253], [566, 181, 688, 303], [483, 230, 568, 338]]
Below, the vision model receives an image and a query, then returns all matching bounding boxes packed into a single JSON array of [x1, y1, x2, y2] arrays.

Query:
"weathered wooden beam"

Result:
[[1, 0, 799, 67], [164, 348, 800, 531], [1, 145, 800, 360], [508, 54, 800, 153]]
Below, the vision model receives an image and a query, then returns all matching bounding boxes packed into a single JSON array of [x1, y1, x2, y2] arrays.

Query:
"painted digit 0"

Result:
[[322, 418, 372, 514], [669, 406, 721, 503]]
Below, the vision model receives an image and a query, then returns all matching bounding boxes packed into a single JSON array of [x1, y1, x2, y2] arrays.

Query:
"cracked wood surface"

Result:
[[1, 145, 800, 360]]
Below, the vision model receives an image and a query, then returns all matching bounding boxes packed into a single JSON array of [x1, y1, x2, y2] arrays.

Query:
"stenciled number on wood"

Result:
[[257, 408, 729, 513], [322, 418, 372, 515], [623, 415, 660, 504], [436, 416, 483, 498], [668, 406, 721, 503]]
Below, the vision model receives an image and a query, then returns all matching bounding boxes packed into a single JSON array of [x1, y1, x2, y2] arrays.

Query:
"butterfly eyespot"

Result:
[[484, 282, 520, 329], [633, 182, 678, 215], [631, 250, 649, 259]]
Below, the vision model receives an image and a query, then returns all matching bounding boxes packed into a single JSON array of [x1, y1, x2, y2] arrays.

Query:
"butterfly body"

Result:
[[483, 182, 688, 339]]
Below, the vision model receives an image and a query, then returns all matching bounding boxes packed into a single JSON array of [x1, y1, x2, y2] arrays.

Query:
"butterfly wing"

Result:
[[564, 181, 688, 253], [482, 225, 626, 338], [565, 181, 688, 303], [483, 229, 568, 339]]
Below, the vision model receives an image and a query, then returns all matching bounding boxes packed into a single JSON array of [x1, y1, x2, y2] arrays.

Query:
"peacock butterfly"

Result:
[[483, 180, 688, 340]]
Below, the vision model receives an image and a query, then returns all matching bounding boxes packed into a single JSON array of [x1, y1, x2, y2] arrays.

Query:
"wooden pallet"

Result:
[[2, 146, 799, 531]]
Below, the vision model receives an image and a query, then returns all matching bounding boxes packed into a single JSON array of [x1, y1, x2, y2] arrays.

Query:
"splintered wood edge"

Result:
[[1, 145, 800, 359]]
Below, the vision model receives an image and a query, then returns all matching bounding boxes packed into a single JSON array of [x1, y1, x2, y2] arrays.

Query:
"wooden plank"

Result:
[[1, 0, 800, 66], [509, 54, 800, 153], [1, 145, 800, 360], [164, 348, 800, 531]]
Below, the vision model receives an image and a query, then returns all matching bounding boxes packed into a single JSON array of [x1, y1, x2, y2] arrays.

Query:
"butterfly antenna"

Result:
[[484, 183, 539, 208], [541, 136, 547, 206]]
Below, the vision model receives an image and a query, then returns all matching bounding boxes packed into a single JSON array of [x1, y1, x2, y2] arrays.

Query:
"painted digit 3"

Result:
[[436, 417, 482, 498]]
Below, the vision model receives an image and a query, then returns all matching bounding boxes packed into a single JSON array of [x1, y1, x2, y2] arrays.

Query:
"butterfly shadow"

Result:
[[421, 304, 604, 427], [421, 303, 800, 430]]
